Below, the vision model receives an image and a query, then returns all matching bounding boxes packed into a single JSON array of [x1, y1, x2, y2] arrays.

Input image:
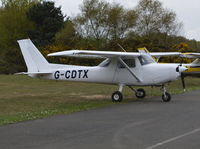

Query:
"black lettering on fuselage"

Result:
[[65, 70, 70, 79], [54, 71, 60, 79], [83, 70, 89, 78], [78, 70, 83, 78], [71, 70, 77, 79], [62, 70, 89, 79]]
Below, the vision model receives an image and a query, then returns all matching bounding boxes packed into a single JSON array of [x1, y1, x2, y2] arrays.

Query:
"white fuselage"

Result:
[[37, 58, 181, 86]]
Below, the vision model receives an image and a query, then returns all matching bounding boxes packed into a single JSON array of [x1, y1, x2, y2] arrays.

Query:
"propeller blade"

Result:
[[181, 73, 186, 92]]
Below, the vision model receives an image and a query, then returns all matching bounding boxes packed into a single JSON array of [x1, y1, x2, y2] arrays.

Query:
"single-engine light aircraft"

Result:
[[17, 39, 200, 102]]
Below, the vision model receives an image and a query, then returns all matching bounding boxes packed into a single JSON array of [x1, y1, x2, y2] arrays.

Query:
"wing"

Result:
[[137, 48, 181, 57], [181, 53, 200, 58], [48, 50, 182, 59], [48, 50, 140, 58], [150, 52, 181, 57]]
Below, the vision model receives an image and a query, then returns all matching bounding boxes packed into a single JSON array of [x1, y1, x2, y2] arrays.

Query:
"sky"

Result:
[[55, 0, 200, 41]]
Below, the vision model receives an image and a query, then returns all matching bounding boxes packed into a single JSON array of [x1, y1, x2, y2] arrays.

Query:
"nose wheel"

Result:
[[162, 92, 171, 102], [161, 85, 171, 102]]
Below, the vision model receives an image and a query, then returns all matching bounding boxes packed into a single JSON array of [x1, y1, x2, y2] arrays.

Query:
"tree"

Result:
[[55, 19, 77, 47], [27, 1, 65, 46], [107, 4, 136, 40], [0, 0, 38, 49], [74, 0, 109, 40], [135, 0, 182, 36], [74, 0, 137, 49], [171, 42, 193, 63], [0, 0, 40, 73]]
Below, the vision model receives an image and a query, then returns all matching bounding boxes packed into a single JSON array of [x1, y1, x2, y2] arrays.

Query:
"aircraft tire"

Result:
[[162, 92, 171, 102], [135, 88, 146, 98], [112, 91, 123, 102]]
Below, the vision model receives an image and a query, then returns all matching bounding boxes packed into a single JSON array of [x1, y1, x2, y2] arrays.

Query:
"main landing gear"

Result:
[[112, 85, 124, 102], [111, 84, 171, 102], [112, 91, 123, 102], [111, 85, 146, 102]]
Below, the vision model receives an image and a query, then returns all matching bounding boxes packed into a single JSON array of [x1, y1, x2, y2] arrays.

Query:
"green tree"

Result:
[[0, 0, 38, 49], [27, 1, 65, 46], [55, 19, 77, 47], [0, 0, 40, 73]]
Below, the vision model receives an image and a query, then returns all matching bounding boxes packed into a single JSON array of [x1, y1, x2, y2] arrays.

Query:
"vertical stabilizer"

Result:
[[17, 39, 50, 72]]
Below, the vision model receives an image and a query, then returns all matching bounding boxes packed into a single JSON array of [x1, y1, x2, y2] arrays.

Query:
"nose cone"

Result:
[[176, 66, 188, 73]]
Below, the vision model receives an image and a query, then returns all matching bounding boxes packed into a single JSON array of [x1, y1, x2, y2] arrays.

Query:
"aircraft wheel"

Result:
[[135, 88, 146, 98], [162, 92, 171, 102], [112, 91, 123, 102]]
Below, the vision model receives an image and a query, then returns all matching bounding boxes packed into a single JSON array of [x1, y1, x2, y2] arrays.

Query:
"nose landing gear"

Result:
[[161, 85, 171, 102]]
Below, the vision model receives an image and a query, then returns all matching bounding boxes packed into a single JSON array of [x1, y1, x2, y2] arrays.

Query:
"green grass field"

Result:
[[0, 75, 200, 125]]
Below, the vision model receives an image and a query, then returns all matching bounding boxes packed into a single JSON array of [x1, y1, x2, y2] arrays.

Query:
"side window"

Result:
[[118, 59, 135, 68]]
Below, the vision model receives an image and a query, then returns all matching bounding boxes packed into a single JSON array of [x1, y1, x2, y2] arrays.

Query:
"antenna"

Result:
[[117, 44, 127, 52]]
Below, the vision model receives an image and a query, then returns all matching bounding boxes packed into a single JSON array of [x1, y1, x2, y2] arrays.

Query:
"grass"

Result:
[[0, 75, 200, 125]]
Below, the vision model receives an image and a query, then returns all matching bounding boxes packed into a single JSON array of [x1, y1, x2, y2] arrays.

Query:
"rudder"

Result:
[[17, 39, 50, 72]]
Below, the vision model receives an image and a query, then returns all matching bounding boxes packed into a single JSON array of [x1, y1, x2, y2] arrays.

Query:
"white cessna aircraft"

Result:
[[17, 39, 200, 102]]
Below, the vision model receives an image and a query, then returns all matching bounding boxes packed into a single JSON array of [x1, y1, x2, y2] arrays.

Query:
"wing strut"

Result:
[[118, 58, 142, 82]]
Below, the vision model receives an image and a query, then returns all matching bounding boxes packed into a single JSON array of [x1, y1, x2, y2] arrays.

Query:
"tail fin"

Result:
[[17, 39, 50, 72], [192, 58, 200, 65]]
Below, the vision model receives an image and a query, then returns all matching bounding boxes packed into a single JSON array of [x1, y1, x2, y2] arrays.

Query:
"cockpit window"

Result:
[[99, 59, 111, 67], [138, 56, 154, 65], [118, 59, 135, 68]]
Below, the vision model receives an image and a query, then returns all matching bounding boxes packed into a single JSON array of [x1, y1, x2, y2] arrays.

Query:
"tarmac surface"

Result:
[[1, 90, 200, 149]]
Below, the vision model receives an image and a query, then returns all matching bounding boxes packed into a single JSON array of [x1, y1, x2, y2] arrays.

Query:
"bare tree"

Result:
[[107, 4, 136, 40], [74, 0, 110, 40], [135, 0, 183, 36], [74, 0, 137, 40]]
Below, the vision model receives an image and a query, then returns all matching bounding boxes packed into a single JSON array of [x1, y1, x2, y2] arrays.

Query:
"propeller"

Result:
[[176, 63, 187, 92], [181, 73, 186, 92]]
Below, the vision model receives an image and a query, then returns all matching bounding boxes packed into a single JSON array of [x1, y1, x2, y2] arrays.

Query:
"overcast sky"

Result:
[[55, 0, 200, 41]]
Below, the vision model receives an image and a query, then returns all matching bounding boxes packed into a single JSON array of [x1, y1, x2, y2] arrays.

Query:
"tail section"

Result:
[[17, 39, 50, 72]]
